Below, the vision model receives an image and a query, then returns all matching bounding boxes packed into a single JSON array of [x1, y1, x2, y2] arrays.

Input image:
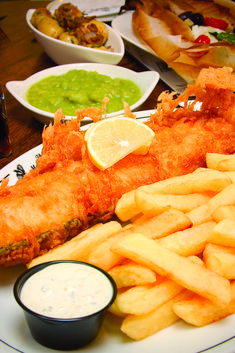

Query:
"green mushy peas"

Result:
[[26, 69, 142, 115]]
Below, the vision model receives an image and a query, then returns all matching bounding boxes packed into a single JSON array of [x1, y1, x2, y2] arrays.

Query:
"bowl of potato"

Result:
[[26, 3, 124, 65]]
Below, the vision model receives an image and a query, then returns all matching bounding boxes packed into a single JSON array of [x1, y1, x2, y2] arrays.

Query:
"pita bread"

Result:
[[132, 0, 235, 83]]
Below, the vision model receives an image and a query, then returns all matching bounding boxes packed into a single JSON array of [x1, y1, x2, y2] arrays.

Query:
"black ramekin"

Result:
[[13, 260, 117, 350]]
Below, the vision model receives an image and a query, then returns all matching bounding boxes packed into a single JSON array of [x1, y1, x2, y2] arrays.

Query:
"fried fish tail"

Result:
[[0, 169, 86, 266]]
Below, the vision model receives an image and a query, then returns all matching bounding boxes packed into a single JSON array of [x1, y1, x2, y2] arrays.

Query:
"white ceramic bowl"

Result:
[[26, 9, 125, 65], [6, 63, 160, 125]]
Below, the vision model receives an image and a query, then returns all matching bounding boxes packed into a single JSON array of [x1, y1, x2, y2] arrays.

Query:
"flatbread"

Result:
[[132, 0, 235, 83]]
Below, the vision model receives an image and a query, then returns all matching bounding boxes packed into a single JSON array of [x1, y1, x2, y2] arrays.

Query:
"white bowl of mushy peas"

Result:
[[14, 260, 117, 350], [6, 63, 160, 125]]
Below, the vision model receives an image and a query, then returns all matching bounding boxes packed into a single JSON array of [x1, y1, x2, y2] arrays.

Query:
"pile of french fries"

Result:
[[28, 152, 235, 341]]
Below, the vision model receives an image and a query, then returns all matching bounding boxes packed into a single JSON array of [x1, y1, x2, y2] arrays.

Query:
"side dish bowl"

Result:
[[26, 9, 124, 65], [6, 63, 160, 125], [13, 260, 117, 350]]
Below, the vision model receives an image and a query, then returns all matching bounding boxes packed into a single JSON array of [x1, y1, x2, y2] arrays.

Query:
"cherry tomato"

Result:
[[195, 34, 211, 44], [204, 17, 228, 30]]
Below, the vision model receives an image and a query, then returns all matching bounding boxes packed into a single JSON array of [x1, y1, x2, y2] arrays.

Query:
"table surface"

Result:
[[0, 0, 168, 170]]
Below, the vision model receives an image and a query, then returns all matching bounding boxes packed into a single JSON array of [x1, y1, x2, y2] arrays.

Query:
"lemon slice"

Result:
[[84, 115, 124, 142], [86, 116, 155, 170]]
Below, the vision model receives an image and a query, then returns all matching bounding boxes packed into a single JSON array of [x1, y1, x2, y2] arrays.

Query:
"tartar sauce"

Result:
[[20, 262, 113, 319]]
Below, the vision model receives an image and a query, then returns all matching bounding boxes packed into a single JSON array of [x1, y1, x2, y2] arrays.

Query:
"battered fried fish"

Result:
[[0, 66, 235, 267]]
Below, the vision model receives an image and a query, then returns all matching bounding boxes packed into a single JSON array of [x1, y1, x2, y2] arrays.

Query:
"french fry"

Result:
[[120, 290, 191, 340], [112, 233, 231, 308], [188, 255, 205, 266], [86, 229, 128, 271], [115, 279, 184, 315], [87, 209, 191, 270], [203, 243, 235, 279], [157, 221, 216, 256], [115, 189, 140, 222], [115, 167, 232, 222], [209, 218, 235, 247], [206, 252, 235, 279], [212, 205, 235, 222], [108, 299, 126, 317], [203, 243, 235, 257], [218, 159, 235, 171], [206, 153, 235, 170], [186, 183, 235, 225], [218, 157, 235, 171], [108, 261, 158, 288], [27, 221, 122, 268], [135, 189, 210, 217], [139, 169, 231, 194], [114, 284, 158, 315], [207, 180, 235, 209], [193, 167, 215, 173], [186, 203, 211, 226], [224, 171, 235, 183], [132, 209, 192, 239], [173, 282, 235, 326], [131, 213, 147, 224]]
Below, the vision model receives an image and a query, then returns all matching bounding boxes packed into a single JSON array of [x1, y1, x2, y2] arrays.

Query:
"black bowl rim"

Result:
[[13, 260, 117, 322]]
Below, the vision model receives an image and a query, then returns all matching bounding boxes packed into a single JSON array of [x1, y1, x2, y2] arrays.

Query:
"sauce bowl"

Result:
[[6, 63, 159, 125], [13, 260, 117, 350]]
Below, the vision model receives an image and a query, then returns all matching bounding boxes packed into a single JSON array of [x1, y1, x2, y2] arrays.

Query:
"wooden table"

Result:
[[0, 0, 168, 170]]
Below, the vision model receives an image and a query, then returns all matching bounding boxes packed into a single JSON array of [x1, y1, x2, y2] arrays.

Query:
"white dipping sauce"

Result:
[[20, 263, 113, 319]]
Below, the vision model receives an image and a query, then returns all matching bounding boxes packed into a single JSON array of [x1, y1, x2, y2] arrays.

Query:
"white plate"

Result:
[[112, 11, 156, 55], [47, 0, 125, 22], [1, 115, 235, 353], [6, 63, 159, 125], [112, 12, 188, 94]]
